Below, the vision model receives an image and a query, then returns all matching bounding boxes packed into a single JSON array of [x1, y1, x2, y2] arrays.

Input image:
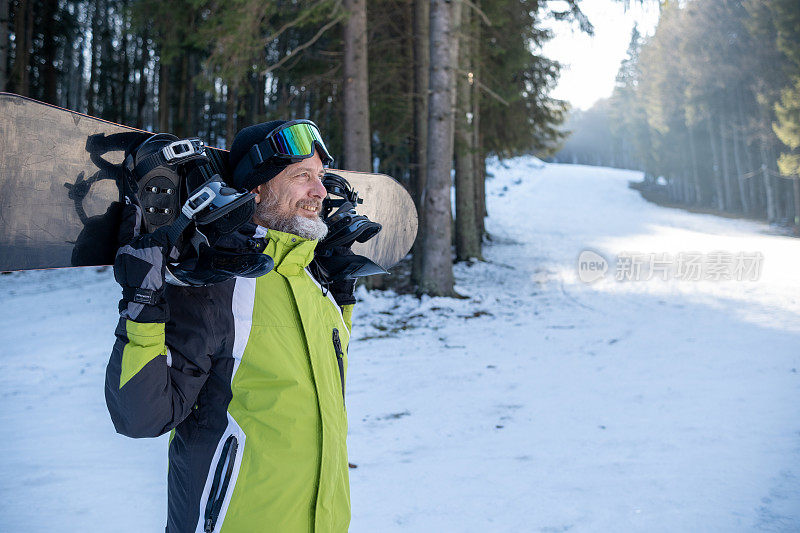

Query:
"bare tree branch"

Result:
[[457, 68, 509, 106], [261, 0, 334, 44], [459, 0, 490, 26], [261, 10, 345, 76]]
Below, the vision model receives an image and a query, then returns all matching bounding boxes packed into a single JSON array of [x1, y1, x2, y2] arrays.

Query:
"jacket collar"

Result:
[[258, 226, 317, 277]]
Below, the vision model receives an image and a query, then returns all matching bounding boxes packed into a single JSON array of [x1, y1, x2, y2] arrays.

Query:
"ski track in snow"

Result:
[[1, 158, 798, 532]]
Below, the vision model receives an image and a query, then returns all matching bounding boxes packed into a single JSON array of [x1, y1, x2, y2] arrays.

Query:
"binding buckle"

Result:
[[182, 186, 216, 219], [162, 138, 205, 163]]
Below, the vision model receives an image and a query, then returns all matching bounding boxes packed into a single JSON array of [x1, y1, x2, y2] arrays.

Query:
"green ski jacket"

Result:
[[105, 228, 353, 532]]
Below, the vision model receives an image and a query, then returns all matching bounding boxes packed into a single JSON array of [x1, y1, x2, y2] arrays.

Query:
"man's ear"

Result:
[[251, 184, 262, 203]]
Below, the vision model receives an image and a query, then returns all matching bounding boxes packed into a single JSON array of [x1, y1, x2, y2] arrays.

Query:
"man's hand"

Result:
[[114, 201, 177, 323], [325, 246, 357, 307], [208, 221, 266, 254]]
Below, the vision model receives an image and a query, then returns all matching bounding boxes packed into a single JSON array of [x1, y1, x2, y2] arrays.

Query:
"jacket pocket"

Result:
[[332, 328, 345, 407], [203, 434, 239, 532]]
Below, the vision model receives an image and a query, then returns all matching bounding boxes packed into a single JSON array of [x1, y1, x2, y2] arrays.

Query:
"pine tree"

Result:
[[774, 78, 800, 177]]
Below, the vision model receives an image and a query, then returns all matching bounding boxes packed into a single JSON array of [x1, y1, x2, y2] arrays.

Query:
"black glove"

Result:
[[329, 277, 357, 307], [114, 201, 178, 323], [325, 247, 357, 307], [208, 221, 267, 255]]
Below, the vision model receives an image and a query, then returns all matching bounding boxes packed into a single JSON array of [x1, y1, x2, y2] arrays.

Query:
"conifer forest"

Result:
[[553, 1, 800, 229], [2, 0, 799, 294]]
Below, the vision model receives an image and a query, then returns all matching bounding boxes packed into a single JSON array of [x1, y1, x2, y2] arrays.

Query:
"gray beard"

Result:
[[255, 196, 329, 241]]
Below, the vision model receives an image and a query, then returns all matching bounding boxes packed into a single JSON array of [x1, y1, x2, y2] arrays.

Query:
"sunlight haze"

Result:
[[541, 1, 662, 111]]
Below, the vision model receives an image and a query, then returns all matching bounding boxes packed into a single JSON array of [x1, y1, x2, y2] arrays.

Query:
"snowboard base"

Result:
[[0, 93, 417, 272]]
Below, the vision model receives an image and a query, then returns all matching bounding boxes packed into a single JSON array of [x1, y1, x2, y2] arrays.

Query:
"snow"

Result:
[[1, 157, 799, 531]]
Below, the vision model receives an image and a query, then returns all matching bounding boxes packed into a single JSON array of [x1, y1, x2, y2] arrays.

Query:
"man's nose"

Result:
[[310, 178, 327, 199]]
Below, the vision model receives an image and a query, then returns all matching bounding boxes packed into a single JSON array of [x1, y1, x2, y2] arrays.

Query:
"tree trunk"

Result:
[[419, 0, 456, 296], [679, 129, 692, 204], [683, 175, 691, 204], [64, 8, 77, 109], [11, 0, 31, 96], [158, 60, 169, 132], [177, 50, 189, 137], [749, 144, 763, 216], [226, 84, 237, 148], [475, 133, 486, 238], [776, 178, 786, 221], [0, 0, 7, 91], [473, 2, 485, 241], [760, 141, 777, 222], [256, 72, 266, 121], [454, 5, 479, 261], [41, 0, 58, 104], [793, 177, 800, 228], [120, 0, 130, 125], [739, 97, 758, 216], [97, 0, 112, 119], [706, 116, 725, 210], [135, 33, 149, 130], [731, 119, 749, 214], [718, 114, 735, 211], [87, 1, 99, 115], [71, 5, 87, 111], [687, 124, 702, 205], [448, 0, 462, 242], [411, 0, 430, 285], [342, 0, 371, 171], [769, 144, 785, 221], [205, 89, 214, 146], [449, 1, 461, 109], [342, 0, 384, 292], [187, 52, 197, 135]]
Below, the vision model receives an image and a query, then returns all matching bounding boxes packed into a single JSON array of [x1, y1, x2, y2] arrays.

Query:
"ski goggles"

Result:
[[233, 120, 333, 185]]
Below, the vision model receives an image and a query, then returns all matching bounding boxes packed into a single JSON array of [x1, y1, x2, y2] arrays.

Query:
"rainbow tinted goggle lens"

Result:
[[234, 120, 333, 185], [269, 120, 333, 164]]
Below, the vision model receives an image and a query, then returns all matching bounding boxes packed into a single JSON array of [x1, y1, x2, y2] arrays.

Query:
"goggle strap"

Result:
[[250, 140, 270, 167], [232, 138, 275, 186]]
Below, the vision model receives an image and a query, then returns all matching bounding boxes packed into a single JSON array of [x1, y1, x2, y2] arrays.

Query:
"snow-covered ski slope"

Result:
[[1, 157, 798, 532]]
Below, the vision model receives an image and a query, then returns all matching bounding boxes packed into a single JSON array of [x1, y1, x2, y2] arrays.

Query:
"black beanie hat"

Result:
[[229, 120, 288, 192]]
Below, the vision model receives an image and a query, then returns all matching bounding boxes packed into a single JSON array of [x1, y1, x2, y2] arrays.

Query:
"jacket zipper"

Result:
[[203, 434, 239, 532], [332, 328, 345, 407]]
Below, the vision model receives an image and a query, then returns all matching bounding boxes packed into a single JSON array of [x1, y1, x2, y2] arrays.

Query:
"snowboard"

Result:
[[0, 93, 417, 273]]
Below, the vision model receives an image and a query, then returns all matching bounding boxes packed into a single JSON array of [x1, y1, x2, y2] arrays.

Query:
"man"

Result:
[[106, 120, 355, 532]]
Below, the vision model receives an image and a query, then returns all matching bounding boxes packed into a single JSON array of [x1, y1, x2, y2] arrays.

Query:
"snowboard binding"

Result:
[[123, 134, 271, 286], [320, 173, 383, 247], [124, 134, 208, 233], [313, 172, 387, 282]]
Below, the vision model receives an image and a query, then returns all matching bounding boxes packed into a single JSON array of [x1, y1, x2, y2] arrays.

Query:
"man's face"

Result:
[[251, 153, 329, 240]]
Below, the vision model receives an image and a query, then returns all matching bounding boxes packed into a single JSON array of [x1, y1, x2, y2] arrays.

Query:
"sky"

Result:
[[540, 0, 662, 111]]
